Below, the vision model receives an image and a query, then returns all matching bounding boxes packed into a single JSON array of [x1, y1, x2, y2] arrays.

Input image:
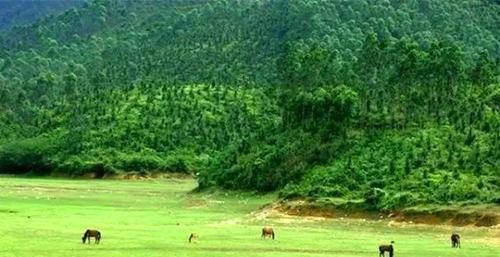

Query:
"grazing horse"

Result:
[[82, 229, 101, 244], [451, 233, 461, 248], [379, 241, 394, 257], [261, 227, 275, 240], [188, 233, 199, 243]]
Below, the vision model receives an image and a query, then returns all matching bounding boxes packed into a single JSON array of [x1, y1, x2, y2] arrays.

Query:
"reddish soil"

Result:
[[275, 200, 500, 227]]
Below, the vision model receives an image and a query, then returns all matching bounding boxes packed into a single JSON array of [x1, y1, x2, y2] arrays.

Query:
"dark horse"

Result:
[[261, 227, 275, 240], [379, 241, 394, 257], [82, 229, 101, 244], [451, 233, 461, 248], [188, 233, 199, 243]]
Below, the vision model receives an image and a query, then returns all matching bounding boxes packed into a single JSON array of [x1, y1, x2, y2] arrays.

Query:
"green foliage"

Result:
[[281, 127, 499, 210], [282, 85, 359, 136], [0, 0, 498, 210], [0, 135, 60, 174], [0, 0, 83, 31]]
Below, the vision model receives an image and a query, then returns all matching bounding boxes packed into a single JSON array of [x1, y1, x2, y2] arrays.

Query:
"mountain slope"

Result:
[[0, 0, 498, 210], [0, 0, 83, 31]]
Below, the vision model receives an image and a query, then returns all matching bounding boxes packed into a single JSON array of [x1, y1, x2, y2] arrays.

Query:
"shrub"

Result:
[[363, 188, 387, 210], [381, 192, 423, 210], [115, 152, 165, 171], [0, 136, 59, 174], [55, 155, 115, 177]]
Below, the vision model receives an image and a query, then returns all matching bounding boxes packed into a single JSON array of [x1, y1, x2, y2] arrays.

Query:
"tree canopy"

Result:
[[0, 0, 499, 210]]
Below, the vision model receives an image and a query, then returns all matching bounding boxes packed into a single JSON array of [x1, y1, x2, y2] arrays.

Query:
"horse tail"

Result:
[[272, 231, 275, 240], [261, 229, 265, 238], [189, 234, 193, 243]]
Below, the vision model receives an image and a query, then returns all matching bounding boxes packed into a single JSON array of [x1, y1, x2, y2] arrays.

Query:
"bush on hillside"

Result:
[[0, 136, 60, 174]]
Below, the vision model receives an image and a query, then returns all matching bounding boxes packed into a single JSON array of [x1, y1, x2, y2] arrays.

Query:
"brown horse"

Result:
[[379, 241, 394, 257], [261, 227, 275, 240], [188, 233, 199, 243], [82, 229, 101, 244], [451, 233, 460, 248]]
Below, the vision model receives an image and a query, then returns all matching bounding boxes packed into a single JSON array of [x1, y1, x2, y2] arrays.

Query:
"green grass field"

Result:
[[0, 177, 498, 257]]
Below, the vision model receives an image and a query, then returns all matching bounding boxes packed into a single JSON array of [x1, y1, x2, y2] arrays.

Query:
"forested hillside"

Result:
[[0, 0, 498, 210], [0, 0, 83, 31]]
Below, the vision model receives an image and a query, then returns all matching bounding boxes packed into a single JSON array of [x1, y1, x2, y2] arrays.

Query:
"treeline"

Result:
[[0, 0, 499, 210]]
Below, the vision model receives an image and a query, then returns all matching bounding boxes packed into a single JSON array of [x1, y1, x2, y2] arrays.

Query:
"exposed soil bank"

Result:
[[276, 199, 500, 227]]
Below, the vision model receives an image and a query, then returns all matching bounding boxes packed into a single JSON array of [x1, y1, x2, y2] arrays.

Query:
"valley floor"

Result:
[[0, 177, 498, 257]]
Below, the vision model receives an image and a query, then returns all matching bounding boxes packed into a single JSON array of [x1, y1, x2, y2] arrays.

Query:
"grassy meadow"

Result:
[[0, 177, 498, 257]]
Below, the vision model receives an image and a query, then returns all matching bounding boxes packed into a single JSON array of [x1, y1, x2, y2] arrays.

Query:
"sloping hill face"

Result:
[[0, 0, 84, 31], [3, 0, 288, 85], [2, 0, 498, 85], [0, 0, 498, 210]]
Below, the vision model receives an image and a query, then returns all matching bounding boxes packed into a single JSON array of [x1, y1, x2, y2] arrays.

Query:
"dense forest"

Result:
[[0, 0, 83, 31], [0, 0, 498, 210]]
